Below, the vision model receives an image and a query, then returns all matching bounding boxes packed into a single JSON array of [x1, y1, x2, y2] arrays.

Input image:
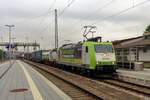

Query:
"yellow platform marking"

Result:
[[31, 67, 72, 100], [22, 61, 72, 100], [18, 61, 43, 100]]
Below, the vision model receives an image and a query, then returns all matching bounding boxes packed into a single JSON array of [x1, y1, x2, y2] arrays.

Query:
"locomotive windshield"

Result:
[[95, 45, 113, 53]]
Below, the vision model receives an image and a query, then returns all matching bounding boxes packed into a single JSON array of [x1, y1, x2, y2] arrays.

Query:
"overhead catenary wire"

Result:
[[76, 0, 115, 24], [46, 0, 57, 14], [68, 0, 150, 36], [37, 0, 57, 24], [67, 0, 116, 35], [91, 0, 150, 25], [58, 0, 76, 17], [38, 0, 57, 34], [39, 0, 77, 34], [17, 0, 57, 26], [39, 0, 150, 46], [58, 0, 117, 42], [30, 0, 57, 19]]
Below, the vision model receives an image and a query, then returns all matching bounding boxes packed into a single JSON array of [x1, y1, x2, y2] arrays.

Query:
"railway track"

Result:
[[100, 79, 150, 97], [24, 60, 150, 100]]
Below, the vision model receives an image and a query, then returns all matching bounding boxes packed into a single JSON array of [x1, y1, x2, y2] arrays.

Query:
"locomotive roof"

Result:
[[60, 43, 82, 49], [87, 36, 102, 42]]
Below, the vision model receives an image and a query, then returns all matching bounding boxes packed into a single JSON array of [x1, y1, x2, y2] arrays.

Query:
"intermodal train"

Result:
[[24, 37, 117, 75]]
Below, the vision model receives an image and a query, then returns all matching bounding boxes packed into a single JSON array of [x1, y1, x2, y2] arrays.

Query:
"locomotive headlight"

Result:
[[97, 61, 100, 64], [112, 62, 115, 64], [97, 61, 99, 64]]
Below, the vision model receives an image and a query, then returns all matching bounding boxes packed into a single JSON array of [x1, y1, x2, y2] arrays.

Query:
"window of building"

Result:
[[145, 35, 150, 39], [143, 48, 147, 53]]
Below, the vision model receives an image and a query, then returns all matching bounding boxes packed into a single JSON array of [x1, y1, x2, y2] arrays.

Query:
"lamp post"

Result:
[[5, 25, 15, 64]]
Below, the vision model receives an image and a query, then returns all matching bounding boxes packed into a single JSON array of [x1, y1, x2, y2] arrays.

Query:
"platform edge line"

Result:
[[18, 61, 44, 100]]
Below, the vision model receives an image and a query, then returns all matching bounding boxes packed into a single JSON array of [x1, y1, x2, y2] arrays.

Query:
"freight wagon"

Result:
[[25, 50, 50, 63]]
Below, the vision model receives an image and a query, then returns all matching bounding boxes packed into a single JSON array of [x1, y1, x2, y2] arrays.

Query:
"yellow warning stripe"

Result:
[[30, 66, 72, 100], [18, 61, 43, 100]]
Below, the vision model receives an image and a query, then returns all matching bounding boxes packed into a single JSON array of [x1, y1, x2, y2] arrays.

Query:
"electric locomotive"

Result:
[[57, 37, 117, 74]]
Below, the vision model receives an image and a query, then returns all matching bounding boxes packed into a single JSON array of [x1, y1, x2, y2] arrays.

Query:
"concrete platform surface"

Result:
[[117, 69, 150, 87], [0, 60, 72, 100]]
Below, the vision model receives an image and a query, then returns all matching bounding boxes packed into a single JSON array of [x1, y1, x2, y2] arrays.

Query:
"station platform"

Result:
[[0, 60, 72, 100], [117, 69, 150, 87]]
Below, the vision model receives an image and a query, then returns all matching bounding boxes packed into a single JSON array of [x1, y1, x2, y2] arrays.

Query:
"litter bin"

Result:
[[134, 62, 144, 71]]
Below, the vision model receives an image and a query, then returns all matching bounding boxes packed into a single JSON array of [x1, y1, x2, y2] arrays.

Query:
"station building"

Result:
[[113, 32, 150, 69]]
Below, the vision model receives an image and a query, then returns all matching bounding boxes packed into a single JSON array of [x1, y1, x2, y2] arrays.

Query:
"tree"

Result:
[[145, 24, 150, 33]]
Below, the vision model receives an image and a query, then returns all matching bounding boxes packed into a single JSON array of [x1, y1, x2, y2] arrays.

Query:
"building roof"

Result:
[[113, 36, 150, 49], [143, 32, 150, 36], [113, 36, 142, 45]]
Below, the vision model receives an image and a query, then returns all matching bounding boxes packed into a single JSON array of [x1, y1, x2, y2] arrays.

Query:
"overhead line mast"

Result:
[[55, 9, 58, 49]]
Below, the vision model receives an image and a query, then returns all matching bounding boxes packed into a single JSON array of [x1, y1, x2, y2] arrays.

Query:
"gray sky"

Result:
[[0, 0, 150, 50]]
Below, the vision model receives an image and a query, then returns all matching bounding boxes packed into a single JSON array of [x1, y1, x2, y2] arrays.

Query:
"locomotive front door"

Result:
[[82, 46, 90, 65]]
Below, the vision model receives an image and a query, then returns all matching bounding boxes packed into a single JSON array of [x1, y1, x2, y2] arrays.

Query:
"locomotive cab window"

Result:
[[86, 46, 88, 53], [95, 45, 113, 53]]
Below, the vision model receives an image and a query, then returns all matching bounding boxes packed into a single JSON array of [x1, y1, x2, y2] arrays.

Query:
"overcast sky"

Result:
[[0, 0, 150, 50]]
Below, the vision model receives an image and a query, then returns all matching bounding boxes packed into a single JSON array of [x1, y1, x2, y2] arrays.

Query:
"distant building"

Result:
[[113, 32, 150, 69]]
